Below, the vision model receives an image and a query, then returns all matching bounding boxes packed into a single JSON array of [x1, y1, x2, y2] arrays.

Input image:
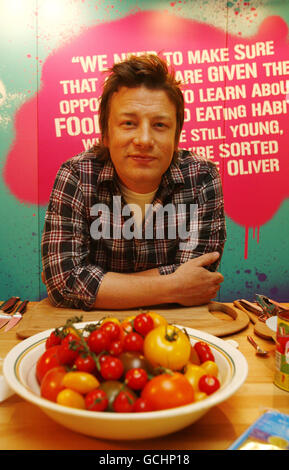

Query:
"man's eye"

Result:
[[122, 121, 134, 127], [155, 122, 166, 128]]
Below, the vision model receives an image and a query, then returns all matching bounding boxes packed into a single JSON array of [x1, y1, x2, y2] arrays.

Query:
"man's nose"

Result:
[[133, 123, 153, 147]]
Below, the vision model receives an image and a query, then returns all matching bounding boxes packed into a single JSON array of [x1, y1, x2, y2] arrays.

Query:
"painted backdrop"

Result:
[[0, 0, 288, 303]]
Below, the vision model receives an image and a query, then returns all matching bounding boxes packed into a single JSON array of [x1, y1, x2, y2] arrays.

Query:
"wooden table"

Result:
[[0, 303, 288, 451]]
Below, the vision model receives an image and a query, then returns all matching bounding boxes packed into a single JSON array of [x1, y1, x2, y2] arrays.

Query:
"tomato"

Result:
[[194, 341, 215, 363], [101, 317, 121, 326], [132, 398, 153, 412], [74, 354, 96, 373], [184, 363, 206, 391], [198, 374, 220, 395], [109, 340, 123, 356], [143, 325, 191, 371], [45, 331, 62, 349], [85, 388, 109, 412], [100, 321, 121, 341], [113, 390, 136, 413], [100, 356, 124, 380], [141, 372, 195, 410], [125, 368, 148, 390], [87, 328, 111, 354], [147, 312, 168, 328], [119, 352, 153, 376], [194, 391, 208, 402], [61, 371, 100, 394], [58, 333, 83, 365], [36, 345, 62, 384], [189, 346, 201, 365], [133, 313, 154, 336], [123, 332, 144, 353], [56, 388, 86, 409], [40, 366, 67, 402], [201, 360, 219, 377], [98, 381, 137, 410], [120, 321, 134, 335]]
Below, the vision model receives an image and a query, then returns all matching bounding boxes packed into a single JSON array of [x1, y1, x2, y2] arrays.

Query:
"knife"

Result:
[[0, 297, 20, 329], [4, 300, 29, 332]]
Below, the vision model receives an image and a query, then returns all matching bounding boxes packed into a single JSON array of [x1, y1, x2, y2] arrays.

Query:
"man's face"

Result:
[[104, 85, 177, 193]]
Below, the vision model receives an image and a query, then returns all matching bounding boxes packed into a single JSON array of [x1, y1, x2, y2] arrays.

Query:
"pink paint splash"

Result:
[[3, 12, 289, 259]]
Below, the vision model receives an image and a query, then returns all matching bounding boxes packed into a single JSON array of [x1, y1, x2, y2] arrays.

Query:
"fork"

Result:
[[247, 335, 269, 356]]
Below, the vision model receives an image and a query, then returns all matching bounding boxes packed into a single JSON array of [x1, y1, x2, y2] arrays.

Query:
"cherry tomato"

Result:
[[100, 321, 121, 341], [98, 381, 137, 410], [85, 388, 109, 412], [113, 390, 136, 413], [61, 371, 99, 394], [45, 331, 62, 349], [100, 356, 124, 380], [36, 345, 62, 384], [40, 366, 67, 402], [189, 346, 201, 365], [201, 360, 219, 377], [133, 313, 154, 336], [101, 317, 121, 326], [184, 363, 206, 392], [87, 329, 111, 354], [147, 312, 168, 328], [74, 354, 96, 373], [125, 368, 148, 390], [58, 333, 83, 365], [109, 340, 123, 356], [120, 321, 134, 335], [198, 374, 220, 395], [123, 332, 144, 353], [141, 372, 195, 411], [132, 398, 153, 412], [194, 341, 215, 363], [143, 325, 191, 371], [56, 388, 86, 409]]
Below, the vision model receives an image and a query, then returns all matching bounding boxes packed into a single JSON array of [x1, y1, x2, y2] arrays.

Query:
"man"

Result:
[[41, 54, 226, 310]]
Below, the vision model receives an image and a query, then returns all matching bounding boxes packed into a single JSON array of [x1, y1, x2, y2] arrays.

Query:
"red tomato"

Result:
[[45, 331, 62, 349], [120, 321, 134, 335], [58, 334, 82, 365], [100, 321, 121, 341], [74, 354, 96, 373], [198, 374, 220, 395], [40, 366, 67, 402], [133, 313, 154, 336], [113, 390, 136, 413], [109, 340, 123, 356], [123, 332, 144, 353], [87, 329, 111, 354], [141, 373, 195, 410], [132, 398, 153, 413], [36, 346, 62, 384], [100, 356, 124, 380], [194, 341, 215, 363], [85, 388, 109, 412], [125, 368, 148, 390]]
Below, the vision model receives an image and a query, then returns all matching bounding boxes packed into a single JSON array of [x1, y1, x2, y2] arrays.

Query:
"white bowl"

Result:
[[3, 322, 248, 440]]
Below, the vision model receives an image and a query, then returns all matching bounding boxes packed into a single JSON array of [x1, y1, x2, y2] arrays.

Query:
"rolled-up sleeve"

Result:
[[41, 162, 106, 310]]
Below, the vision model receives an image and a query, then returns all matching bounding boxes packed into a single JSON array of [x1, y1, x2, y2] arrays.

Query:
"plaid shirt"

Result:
[[41, 148, 226, 310]]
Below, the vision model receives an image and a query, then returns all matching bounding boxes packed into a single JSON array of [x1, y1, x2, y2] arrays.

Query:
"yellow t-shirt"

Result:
[[119, 183, 157, 229]]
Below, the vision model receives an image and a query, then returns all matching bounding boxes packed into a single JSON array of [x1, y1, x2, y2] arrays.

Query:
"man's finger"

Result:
[[192, 252, 220, 267]]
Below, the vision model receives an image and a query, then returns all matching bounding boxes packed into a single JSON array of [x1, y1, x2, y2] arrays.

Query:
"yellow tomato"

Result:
[[56, 388, 86, 409], [101, 317, 121, 325], [147, 312, 168, 328], [61, 371, 99, 394], [184, 363, 206, 391], [122, 315, 136, 324], [194, 391, 208, 402], [143, 325, 191, 371], [201, 360, 219, 377]]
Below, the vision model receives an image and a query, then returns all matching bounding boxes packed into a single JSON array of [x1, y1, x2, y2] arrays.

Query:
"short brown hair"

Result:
[[96, 54, 184, 163]]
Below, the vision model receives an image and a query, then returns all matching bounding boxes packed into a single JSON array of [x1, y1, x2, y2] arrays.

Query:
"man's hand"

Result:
[[171, 252, 224, 306]]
